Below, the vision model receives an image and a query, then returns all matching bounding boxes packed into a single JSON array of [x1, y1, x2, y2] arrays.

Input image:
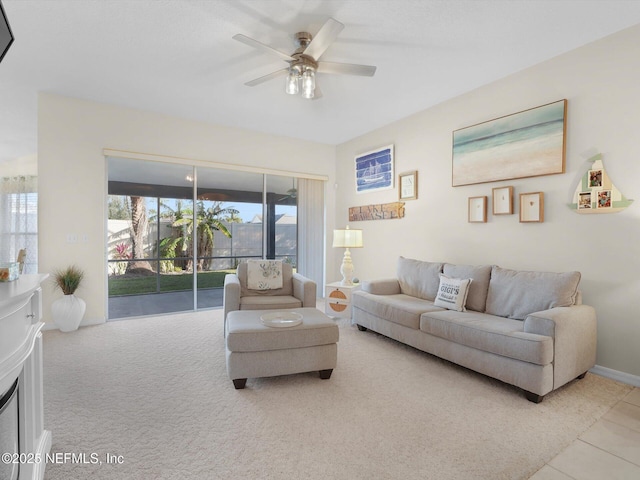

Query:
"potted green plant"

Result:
[[51, 265, 86, 332]]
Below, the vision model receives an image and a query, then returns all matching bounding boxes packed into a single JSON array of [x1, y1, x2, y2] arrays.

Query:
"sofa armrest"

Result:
[[362, 278, 401, 295], [292, 273, 317, 308], [223, 273, 241, 322], [524, 305, 597, 389]]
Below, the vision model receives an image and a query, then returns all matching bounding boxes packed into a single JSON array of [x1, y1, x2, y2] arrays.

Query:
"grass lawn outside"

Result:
[[109, 270, 231, 296]]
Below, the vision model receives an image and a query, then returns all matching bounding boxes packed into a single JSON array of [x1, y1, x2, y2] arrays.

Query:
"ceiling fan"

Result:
[[279, 187, 297, 202], [233, 18, 376, 99], [279, 178, 297, 202]]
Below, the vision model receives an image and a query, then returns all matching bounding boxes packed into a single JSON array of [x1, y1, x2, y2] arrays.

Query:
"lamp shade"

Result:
[[332, 227, 363, 248]]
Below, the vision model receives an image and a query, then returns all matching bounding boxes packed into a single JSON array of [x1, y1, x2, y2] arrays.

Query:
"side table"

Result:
[[325, 281, 361, 319]]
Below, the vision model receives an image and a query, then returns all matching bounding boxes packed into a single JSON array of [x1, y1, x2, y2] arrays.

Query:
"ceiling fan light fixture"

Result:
[[285, 70, 299, 94], [235, 18, 376, 100], [301, 69, 315, 99]]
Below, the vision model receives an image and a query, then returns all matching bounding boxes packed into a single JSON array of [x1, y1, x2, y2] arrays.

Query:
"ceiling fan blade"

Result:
[[312, 85, 323, 100], [244, 68, 288, 87], [232, 34, 293, 62], [303, 18, 344, 60], [317, 61, 377, 77]]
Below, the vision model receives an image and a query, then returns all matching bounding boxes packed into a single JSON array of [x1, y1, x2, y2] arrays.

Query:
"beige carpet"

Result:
[[42, 308, 632, 480]]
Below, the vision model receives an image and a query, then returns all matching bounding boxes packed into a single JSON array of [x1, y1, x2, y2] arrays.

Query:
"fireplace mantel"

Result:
[[0, 274, 51, 480]]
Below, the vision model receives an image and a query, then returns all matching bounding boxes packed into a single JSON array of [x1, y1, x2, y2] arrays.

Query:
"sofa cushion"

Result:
[[420, 310, 553, 365], [433, 275, 472, 312], [485, 266, 581, 320], [443, 264, 492, 312], [240, 295, 302, 310], [353, 291, 444, 330], [397, 256, 443, 301], [361, 278, 401, 295], [226, 308, 338, 353]]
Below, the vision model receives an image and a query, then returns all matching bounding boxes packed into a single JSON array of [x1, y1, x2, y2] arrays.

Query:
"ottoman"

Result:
[[225, 307, 339, 389]]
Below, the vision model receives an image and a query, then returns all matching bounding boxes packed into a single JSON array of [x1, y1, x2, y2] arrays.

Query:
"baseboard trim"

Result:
[[41, 317, 106, 331], [590, 365, 640, 387]]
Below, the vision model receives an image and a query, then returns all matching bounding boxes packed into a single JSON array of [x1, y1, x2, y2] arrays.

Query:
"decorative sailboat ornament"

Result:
[[569, 153, 633, 214]]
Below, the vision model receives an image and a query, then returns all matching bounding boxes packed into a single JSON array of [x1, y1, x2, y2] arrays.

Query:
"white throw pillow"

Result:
[[247, 260, 283, 290], [434, 275, 472, 312]]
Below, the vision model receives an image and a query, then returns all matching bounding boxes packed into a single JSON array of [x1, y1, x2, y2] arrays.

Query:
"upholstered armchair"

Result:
[[223, 262, 316, 332]]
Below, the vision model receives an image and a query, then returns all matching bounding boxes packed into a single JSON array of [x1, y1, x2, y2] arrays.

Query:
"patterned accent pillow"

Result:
[[434, 275, 473, 312], [247, 260, 283, 290]]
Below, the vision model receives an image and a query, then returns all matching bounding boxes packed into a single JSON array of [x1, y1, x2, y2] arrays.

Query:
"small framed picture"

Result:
[[492, 186, 513, 215], [578, 192, 592, 210], [520, 192, 544, 223], [588, 169, 603, 188], [399, 171, 418, 200], [597, 190, 612, 209], [468, 196, 487, 223]]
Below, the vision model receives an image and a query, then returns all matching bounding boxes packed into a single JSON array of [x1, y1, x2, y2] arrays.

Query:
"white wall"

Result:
[[38, 94, 336, 325], [37, 25, 640, 376], [335, 25, 640, 376], [0, 154, 38, 176]]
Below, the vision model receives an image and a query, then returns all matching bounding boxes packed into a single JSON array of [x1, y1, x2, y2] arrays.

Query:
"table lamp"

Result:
[[332, 225, 363, 286]]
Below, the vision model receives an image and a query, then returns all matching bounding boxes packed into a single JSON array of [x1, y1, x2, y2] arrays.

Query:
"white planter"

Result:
[[52, 294, 86, 332]]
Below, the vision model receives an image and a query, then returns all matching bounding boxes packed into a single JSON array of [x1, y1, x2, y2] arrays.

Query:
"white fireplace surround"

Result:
[[0, 274, 51, 480]]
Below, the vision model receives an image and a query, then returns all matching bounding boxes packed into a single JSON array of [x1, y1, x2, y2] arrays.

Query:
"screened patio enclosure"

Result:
[[107, 156, 323, 320]]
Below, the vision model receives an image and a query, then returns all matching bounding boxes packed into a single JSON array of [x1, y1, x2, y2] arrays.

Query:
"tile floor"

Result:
[[529, 387, 640, 479]]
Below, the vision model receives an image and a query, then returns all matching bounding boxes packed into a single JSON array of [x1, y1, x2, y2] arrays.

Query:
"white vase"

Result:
[[52, 294, 86, 332]]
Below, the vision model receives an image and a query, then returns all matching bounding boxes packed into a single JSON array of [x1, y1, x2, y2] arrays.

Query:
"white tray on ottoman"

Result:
[[225, 307, 339, 389]]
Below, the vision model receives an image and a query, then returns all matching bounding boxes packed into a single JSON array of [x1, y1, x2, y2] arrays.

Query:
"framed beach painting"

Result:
[[355, 145, 394, 194], [452, 100, 567, 186]]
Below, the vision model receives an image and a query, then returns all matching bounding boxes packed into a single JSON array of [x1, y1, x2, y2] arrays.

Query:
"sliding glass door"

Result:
[[107, 157, 307, 319]]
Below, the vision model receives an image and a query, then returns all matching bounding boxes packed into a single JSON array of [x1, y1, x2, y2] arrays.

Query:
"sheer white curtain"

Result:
[[296, 178, 325, 294], [0, 176, 38, 273]]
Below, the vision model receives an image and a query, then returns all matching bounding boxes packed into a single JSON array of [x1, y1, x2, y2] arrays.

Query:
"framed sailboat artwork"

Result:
[[355, 145, 394, 194]]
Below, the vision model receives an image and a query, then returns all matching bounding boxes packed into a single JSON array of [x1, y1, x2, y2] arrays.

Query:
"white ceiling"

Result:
[[2, 0, 640, 167]]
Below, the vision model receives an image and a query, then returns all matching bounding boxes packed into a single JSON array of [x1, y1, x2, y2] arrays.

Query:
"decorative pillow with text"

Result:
[[434, 275, 472, 312]]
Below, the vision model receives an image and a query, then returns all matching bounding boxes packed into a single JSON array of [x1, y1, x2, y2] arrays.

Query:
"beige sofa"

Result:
[[352, 257, 597, 402]]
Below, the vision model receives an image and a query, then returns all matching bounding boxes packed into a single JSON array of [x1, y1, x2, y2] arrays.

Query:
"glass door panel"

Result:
[[196, 167, 264, 309], [107, 194, 158, 296], [158, 196, 194, 296], [107, 157, 195, 319], [266, 175, 297, 267]]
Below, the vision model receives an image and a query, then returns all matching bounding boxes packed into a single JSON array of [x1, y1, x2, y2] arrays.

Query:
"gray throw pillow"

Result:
[[396, 256, 443, 301], [485, 266, 581, 320], [443, 264, 492, 312]]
